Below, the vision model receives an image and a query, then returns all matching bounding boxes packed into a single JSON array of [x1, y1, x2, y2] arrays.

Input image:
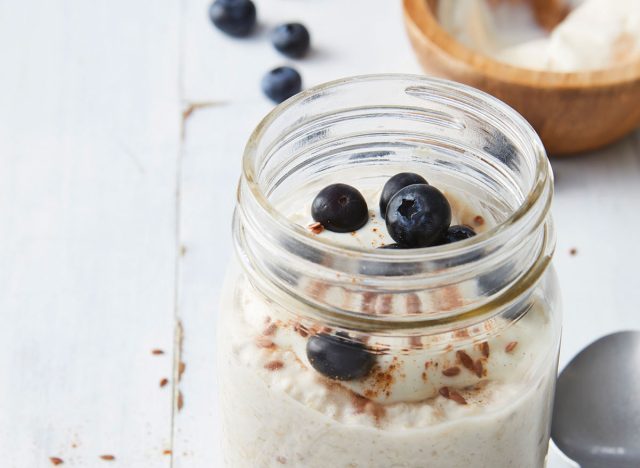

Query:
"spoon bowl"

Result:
[[552, 331, 640, 468]]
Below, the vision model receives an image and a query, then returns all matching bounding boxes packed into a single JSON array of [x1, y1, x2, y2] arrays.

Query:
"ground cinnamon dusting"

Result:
[[406, 294, 422, 314], [480, 341, 490, 358], [151, 349, 164, 355], [362, 292, 377, 314], [569, 248, 577, 256], [276, 456, 287, 464], [160, 378, 169, 387], [177, 391, 184, 411], [264, 360, 284, 371], [163, 450, 172, 455], [457, 350, 475, 372], [442, 366, 461, 377], [308, 222, 324, 235], [474, 360, 484, 378], [293, 322, 309, 338], [378, 294, 393, 315], [178, 362, 186, 381], [263, 323, 278, 336], [255, 336, 276, 349], [438, 285, 463, 310], [100, 455, 115, 461], [473, 215, 485, 226], [505, 341, 518, 353], [308, 280, 330, 301], [50, 458, 64, 466], [409, 335, 423, 349]]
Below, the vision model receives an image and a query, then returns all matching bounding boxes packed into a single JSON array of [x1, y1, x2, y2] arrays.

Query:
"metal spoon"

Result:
[[552, 331, 640, 468]]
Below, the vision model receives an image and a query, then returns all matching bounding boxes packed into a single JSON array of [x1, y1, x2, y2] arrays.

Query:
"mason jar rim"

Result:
[[242, 74, 552, 263]]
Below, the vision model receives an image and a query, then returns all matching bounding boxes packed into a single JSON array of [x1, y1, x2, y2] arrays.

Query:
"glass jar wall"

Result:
[[218, 75, 561, 468]]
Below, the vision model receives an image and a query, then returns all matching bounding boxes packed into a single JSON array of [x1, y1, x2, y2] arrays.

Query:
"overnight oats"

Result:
[[219, 75, 561, 467]]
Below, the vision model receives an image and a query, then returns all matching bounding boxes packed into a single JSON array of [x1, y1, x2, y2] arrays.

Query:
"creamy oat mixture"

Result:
[[219, 183, 557, 467]]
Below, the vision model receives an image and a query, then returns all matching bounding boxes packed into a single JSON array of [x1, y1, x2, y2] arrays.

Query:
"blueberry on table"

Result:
[[261, 66, 302, 103], [209, 0, 256, 37], [443, 225, 476, 244], [385, 184, 451, 247], [311, 183, 368, 233], [271, 23, 310, 58], [306, 333, 375, 381], [379, 172, 428, 219]]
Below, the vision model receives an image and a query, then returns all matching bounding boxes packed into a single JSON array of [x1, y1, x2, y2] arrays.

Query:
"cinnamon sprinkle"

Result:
[[439, 386, 450, 398], [406, 294, 422, 314], [378, 294, 393, 315], [474, 360, 484, 378], [409, 335, 423, 350], [177, 391, 184, 411], [264, 360, 284, 371], [100, 455, 115, 461], [263, 323, 278, 336], [442, 366, 461, 377], [255, 336, 276, 349], [308, 222, 324, 234], [50, 458, 64, 466], [151, 349, 164, 355], [473, 215, 485, 226], [159, 378, 169, 387], [163, 450, 172, 455], [276, 456, 287, 464], [457, 350, 475, 372], [480, 341, 490, 358], [293, 322, 309, 338], [362, 292, 377, 314], [505, 341, 518, 353]]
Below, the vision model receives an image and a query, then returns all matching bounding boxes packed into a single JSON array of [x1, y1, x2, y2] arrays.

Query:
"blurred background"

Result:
[[0, 0, 638, 466]]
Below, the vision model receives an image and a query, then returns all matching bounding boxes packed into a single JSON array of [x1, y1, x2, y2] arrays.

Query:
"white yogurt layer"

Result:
[[438, 0, 640, 72]]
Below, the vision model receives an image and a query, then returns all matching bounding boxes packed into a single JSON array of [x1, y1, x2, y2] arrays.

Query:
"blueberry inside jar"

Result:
[[220, 75, 561, 468]]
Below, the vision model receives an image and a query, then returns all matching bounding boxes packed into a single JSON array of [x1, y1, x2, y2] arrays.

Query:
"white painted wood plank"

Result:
[[172, 102, 270, 467], [0, 0, 182, 466], [551, 130, 640, 370], [183, 0, 422, 103]]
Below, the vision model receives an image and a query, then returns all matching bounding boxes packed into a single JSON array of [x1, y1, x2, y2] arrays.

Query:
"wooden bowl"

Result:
[[403, 0, 640, 155]]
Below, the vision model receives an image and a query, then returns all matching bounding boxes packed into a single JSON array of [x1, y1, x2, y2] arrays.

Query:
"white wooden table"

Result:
[[1, 0, 638, 466]]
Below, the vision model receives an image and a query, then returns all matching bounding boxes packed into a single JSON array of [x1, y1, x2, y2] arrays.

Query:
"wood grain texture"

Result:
[[403, 0, 640, 155], [0, 0, 181, 465]]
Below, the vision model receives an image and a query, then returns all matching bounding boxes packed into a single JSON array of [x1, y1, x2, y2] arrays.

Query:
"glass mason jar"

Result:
[[219, 75, 561, 468]]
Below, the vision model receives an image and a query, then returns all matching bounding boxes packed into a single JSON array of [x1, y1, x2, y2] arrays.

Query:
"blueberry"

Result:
[[379, 172, 428, 219], [311, 183, 368, 233], [443, 225, 476, 244], [306, 333, 375, 381], [385, 184, 451, 247], [209, 0, 256, 37], [261, 66, 302, 103], [271, 23, 310, 58]]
